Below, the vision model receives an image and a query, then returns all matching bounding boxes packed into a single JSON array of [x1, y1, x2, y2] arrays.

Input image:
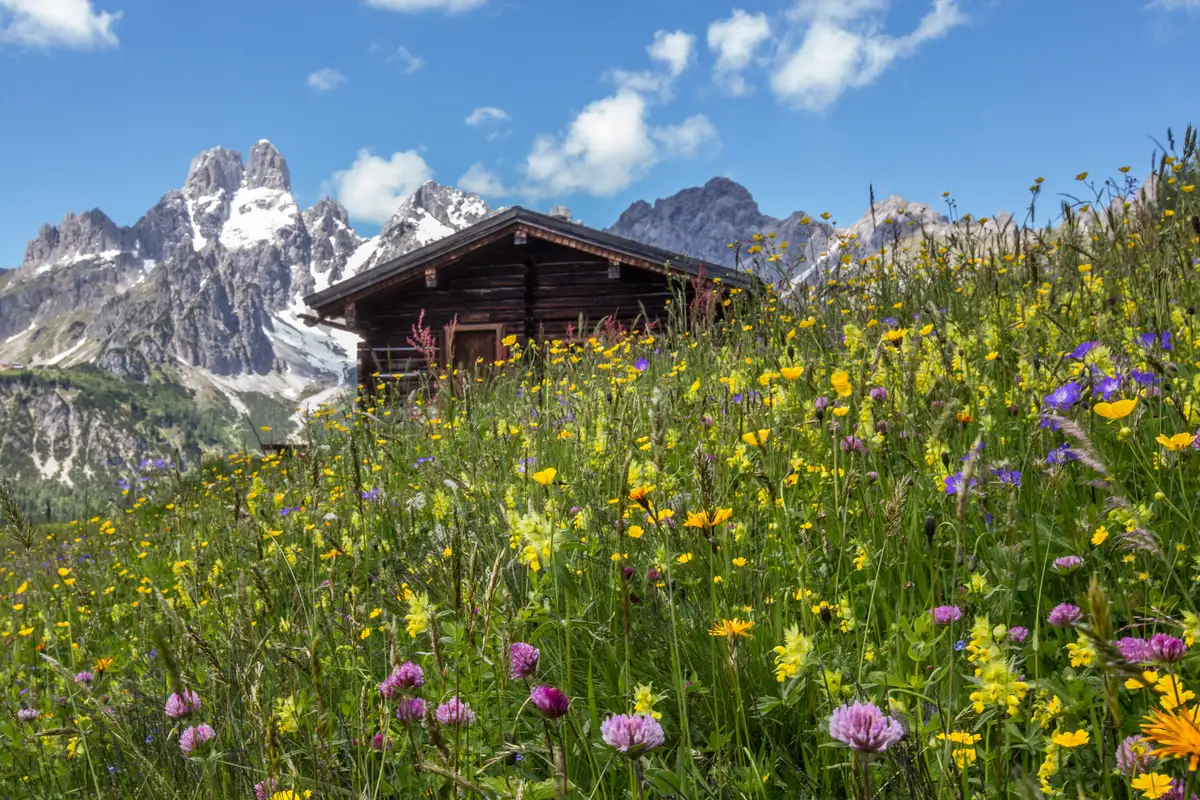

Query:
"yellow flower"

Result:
[[780, 366, 803, 380], [676, 552, 693, 564], [1142, 706, 1200, 771], [502, 334, 518, 346], [709, 618, 755, 639], [628, 486, 652, 507], [627, 525, 645, 539], [741, 429, 771, 447], [1092, 526, 1109, 546], [1131, 773, 1174, 799], [531, 467, 557, 486], [772, 625, 813, 682], [94, 657, 114, 673], [952, 748, 977, 768], [1155, 675, 1196, 710], [936, 731, 983, 745], [1094, 398, 1136, 421], [633, 683, 663, 719], [1157, 432, 1196, 451], [1051, 729, 1089, 748], [830, 370, 853, 397], [684, 507, 733, 529]]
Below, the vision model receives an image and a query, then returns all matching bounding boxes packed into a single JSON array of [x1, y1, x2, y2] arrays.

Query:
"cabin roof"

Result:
[[304, 206, 755, 313]]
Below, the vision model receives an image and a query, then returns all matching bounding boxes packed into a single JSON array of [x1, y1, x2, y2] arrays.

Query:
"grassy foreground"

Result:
[[3, 132, 1200, 799]]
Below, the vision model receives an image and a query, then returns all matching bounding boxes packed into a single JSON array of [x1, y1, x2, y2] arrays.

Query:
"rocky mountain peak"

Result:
[[245, 140, 291, 192], [19, 209, 128, 272], [359, 182, 495, 272], [184, 147, 244, 201], [303, 197, 351, 228]]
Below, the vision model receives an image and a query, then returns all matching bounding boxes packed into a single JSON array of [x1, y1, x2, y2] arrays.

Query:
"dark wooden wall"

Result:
[[353, 237, 684, 383]]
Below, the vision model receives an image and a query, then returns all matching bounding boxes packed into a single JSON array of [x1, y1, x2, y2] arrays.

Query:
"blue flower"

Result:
[[634, 358, 649, 372], [1131, 369, 1160, 386], [992, 468, 1021, 487], [1068, 341, 1098, 359], [1046, 444, 1078, 466], [415, 456, 435, 466], [1137, 331, 1173, 352], [954, 640, 966, 651], [1044, 382, 1082, 411], [944, 472, 977, 495], [1094, 374, 1122, 400]]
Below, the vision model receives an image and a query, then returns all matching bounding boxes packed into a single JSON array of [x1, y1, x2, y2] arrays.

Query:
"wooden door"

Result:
[[448, 326, 499, 370]]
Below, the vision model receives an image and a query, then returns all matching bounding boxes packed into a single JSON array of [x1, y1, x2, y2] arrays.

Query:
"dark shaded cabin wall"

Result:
[[353, 236, 687, 383]]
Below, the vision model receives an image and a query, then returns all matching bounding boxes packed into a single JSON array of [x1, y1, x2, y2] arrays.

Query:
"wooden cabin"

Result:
[[301, 206, 754, 388]]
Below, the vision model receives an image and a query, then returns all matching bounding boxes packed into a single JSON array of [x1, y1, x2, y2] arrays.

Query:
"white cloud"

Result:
[[609, 28, 696, 98], [707, 9, 771, 96], [307, 68, 347, 92], [647, 29, 695, 77], [331, 149, 434, 224], [516, 30, 717, 199], [0, 0, 120, 50], [388, 45, 424, 73], [465, 106, 509, 126], [770, 0, 964, 111], [654, 115, 721, 158], [458, 162, 507, 196], [1149, 0, 1200, 7], [364, 0, 486, 12]]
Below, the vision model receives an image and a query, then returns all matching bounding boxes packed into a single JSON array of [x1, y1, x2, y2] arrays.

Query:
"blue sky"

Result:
[[1, 0, 1198, 267]]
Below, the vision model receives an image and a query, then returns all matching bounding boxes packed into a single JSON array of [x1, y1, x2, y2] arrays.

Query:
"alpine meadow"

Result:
[[7, 127, 1200, 800]]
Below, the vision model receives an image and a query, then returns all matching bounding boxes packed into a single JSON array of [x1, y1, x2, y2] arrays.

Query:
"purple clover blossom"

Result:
[[1008, 626, 1029, 644], [869, 386, 889, 402], [17, 708, 38, 723], [1150, 633, 1188, 663], [1047, 603, 1083, 629], [1044, 382, 1082, 411], [1069, 341, 1098, 359], [74, 671, 94, 686], [1116, 637, 1154, 665], [510, 642, 540, 680], [600, 713, 665, 755], [379, 662, 424, 699], [370, 732, 391, 751], [178, 723, 215, 754], [435, 697, 475, 727], [827, 701, 905, 754], [164, 690, 202, 720], [254, 779, 279, 800], [931, 606, 963, 625], [943, 472, 977, 496], [1053, 555, 1083, 572], [396, 697, 427, 724], [530, 685, 571, 719], [813, 396, 831, 412], [1116, 734, 1156, 776]]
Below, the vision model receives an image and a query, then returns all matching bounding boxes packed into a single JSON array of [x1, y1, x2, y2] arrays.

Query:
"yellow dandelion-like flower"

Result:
[[708, 619, 755, 639], [1141, 706, 1200, 771]]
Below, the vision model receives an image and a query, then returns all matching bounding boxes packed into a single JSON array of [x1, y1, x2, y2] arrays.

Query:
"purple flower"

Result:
[[179, 723, 215, 754], [1095, 374, 1122, 400], [992, 468, 1021, 487], [74, 671, 94, 686], [813, 396, 831, 412], [827, 701, 904, 754], [17, 708, 38, 723], [1137, 331, 1173, 352], [1069, 341, 1098, 359], [1047, 603, 1082, 629], [869, 387, 888, 402], [164, 690, 202, 720], [1053, 555, 1083, 572], [1131, 369, 1160, 387], [379, 661, 424, 699], [943, 472, 976, 496], [1115, 734, 1156, 776], [634, 358, 650, 372], [1116, 637, 1154, 664], [530, 685, 571, 719], [254, 779, 279, 800], [931, 606, 963, 625], [396, 697, 427, 724], [1150, 633, 1188, 663], [436, 696, 475, 727], [1044, 382, 1082, 411], [1008, 626, 1029, 644], [1046, 444, 1079, 466], [600, 713, 665, 756], [840, 435, 866, 454], [370, 732, 391, 750], [510, 642, 540, 680]]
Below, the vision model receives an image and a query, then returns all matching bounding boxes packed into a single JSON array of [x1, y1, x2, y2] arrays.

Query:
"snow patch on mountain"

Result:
[[220, 187, 303, 250]]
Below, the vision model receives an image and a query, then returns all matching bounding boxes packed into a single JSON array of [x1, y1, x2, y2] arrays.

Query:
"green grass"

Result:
[[2, 129, 1199, 800]]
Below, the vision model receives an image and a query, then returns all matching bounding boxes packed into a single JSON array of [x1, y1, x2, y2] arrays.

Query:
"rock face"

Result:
[[606, 177, 836, 283], [360, 181, 496, 272]]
